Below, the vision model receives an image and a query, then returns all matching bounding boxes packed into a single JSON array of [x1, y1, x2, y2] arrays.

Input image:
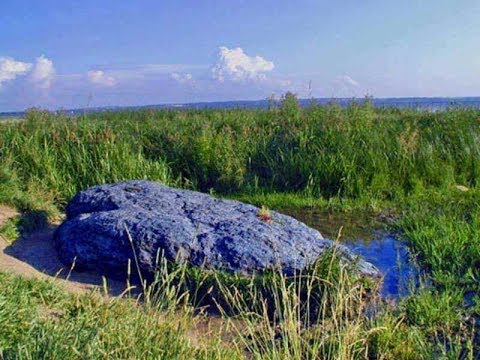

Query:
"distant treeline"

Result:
[[3, 95, 480, 119]]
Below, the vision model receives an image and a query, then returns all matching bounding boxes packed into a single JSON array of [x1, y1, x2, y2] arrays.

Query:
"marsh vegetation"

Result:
[[1, 97, 480, 358]]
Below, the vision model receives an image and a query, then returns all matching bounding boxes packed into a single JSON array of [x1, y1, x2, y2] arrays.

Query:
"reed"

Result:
[[1, 100, 480, 357], [2, 103, 480, 208]]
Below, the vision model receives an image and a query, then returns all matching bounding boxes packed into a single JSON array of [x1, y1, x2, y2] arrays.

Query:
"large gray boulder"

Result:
[[54, 181, 379, 279]]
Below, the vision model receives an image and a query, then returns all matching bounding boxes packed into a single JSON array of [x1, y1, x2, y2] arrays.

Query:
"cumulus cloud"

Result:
[[211, 46, 274, 82], [0, 57, 32, 88], [170, 72, 193, 84], [87, 70, 116, 86], [30, 55, 55, 89], [0, 47, 287, 110]]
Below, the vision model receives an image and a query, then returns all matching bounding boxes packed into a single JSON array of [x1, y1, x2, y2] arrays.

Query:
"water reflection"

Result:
[[283, 209, 417, 298]]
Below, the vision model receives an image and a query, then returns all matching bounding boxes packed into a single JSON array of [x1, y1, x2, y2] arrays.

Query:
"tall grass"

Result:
[[0, 271, 235, 359], [0, 250, 476, 359], [2, 102, 480, 209], [1, 101, 480, 357], [398, 189, 480, 290], [0, 110, 173, 211]]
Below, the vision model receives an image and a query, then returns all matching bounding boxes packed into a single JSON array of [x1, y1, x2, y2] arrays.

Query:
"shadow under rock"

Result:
[[3, 213, 128, 297]]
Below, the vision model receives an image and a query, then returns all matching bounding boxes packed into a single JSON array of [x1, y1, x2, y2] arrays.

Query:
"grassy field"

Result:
[[1, 97, 480, 358]]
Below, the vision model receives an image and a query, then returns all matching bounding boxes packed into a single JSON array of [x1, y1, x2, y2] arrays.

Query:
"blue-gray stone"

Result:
[[54, 181, 379, 279]]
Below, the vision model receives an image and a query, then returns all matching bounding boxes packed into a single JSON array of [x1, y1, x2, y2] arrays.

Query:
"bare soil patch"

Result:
[[0, 205, 127, 295]]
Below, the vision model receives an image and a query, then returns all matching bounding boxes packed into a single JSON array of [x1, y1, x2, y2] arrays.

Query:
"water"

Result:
[[2, 96, 480, 118], [283, 209, 417, 298]]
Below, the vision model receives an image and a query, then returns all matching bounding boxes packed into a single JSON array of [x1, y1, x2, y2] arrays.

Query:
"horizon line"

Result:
[[2, 95, 480, 116]]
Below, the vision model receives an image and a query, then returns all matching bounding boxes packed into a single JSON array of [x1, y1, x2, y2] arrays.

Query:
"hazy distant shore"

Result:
[[2, 96, 480, 119]]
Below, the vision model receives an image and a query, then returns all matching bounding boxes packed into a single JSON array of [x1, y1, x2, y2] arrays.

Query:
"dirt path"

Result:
[[0, 205, 127, 295]]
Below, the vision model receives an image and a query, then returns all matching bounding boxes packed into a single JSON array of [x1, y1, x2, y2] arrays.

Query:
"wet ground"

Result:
[[283, 209, 418, 298]]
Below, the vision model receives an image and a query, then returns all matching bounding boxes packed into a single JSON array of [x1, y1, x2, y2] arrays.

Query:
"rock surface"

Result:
[[54, 181, 379, 279]]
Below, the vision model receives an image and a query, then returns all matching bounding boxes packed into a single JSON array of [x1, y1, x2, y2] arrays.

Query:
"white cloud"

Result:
[[30, 55, 55, 89], [337, 75, 359, 87], [331, 75, 361, 97], [92, 63, 205, 81], [170, 72, 193, 84], [211, 46, 274, 82], [0, 57, 32, 88], [87, 70, 116, 86]]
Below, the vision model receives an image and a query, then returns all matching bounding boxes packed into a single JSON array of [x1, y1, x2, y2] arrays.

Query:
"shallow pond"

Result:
[[283, 209, 418, 298]]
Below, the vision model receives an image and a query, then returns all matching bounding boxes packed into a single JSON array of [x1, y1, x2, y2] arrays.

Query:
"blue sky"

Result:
[[1, 0, 479, 111]]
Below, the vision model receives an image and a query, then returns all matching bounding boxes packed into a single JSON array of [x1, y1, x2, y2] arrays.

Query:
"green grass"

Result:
[[2, 102, 480, 209], [0, 272, 235, 359], [0, 217, 20, 242], [1, 99, 480, 358], [396, 189, 480, 291], [0, 255, 475, 359]]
